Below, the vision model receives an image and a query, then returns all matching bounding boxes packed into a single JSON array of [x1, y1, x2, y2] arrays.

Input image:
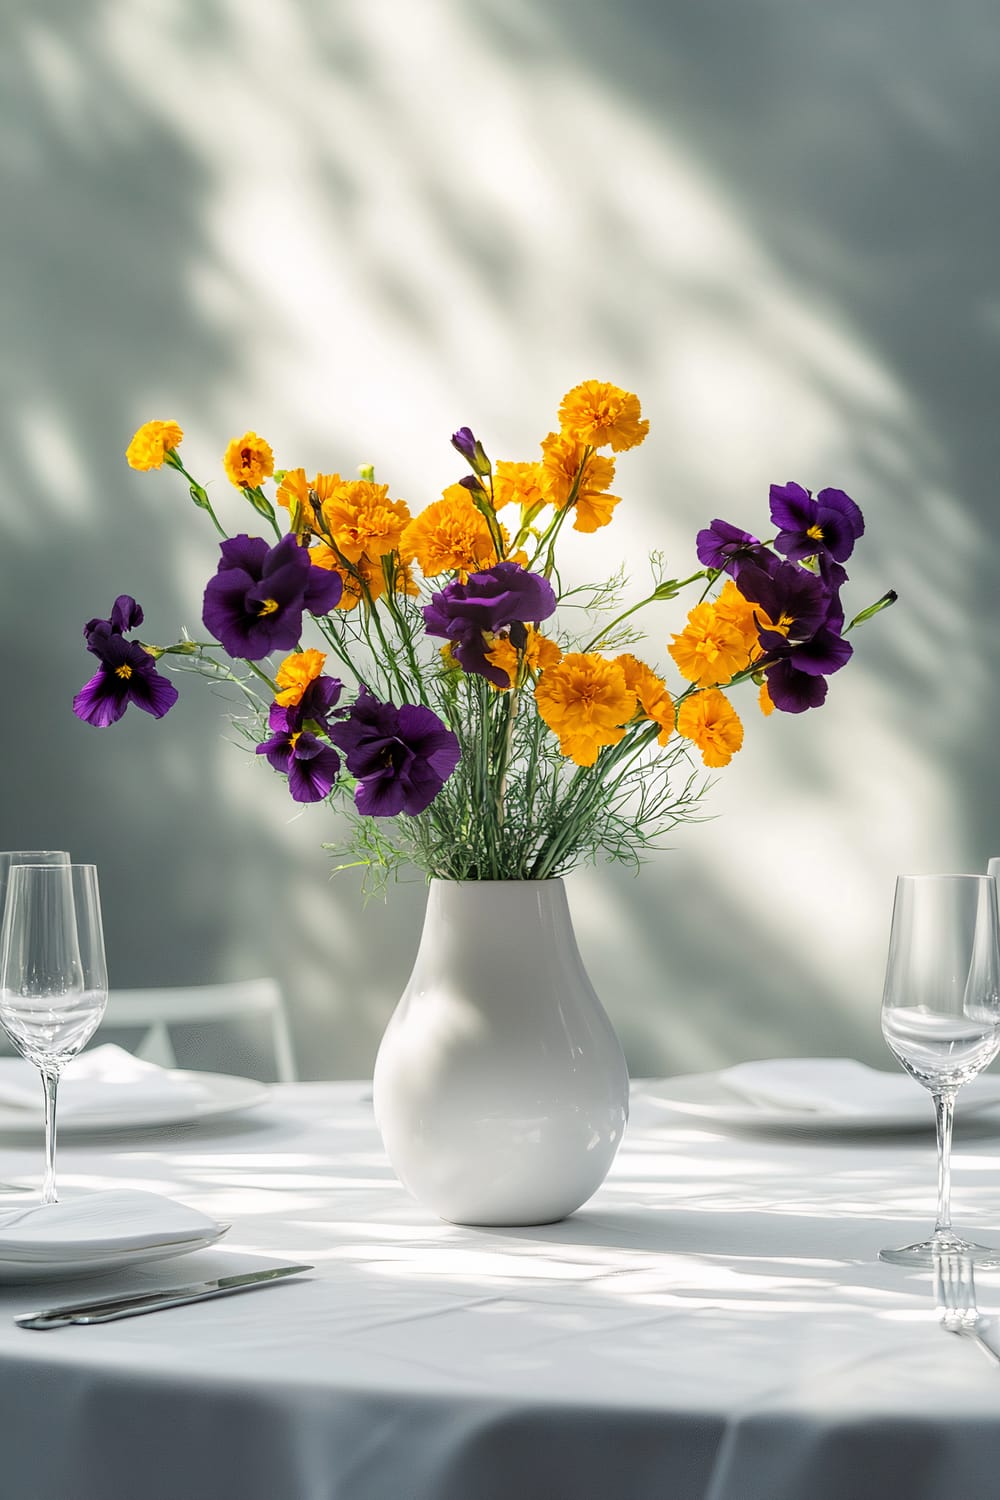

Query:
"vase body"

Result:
[[373, 878, 629, 1226]]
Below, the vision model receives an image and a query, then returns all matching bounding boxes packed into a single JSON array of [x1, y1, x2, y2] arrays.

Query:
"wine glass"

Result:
[[0, 864, 108, 1203], [880, 874, 1000, 1266], [0, 851, 70, 912]]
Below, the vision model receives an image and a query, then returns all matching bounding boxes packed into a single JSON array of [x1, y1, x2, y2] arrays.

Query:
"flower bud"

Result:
[[451, 427, 491, 477], [247, 487, 277, 524], [847, 590, 898, 629]]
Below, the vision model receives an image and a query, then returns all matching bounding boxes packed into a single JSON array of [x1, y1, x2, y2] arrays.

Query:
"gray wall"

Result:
[[2, 0, 996, 1079]]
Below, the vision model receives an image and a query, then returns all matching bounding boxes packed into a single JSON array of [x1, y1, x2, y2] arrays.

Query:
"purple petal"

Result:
[[304, 562, 343, 614], [695, 519, 760, 574], [110, 595, 144, 633], [768, 482, 814, 533], [257, 734, 295, 774], [72, 669, 128, 727], [288, 744, 341, 802], [354, 771, 407, 818], [765, 660, 829, 713], [124, 660, 179, 718], [785, 626, 853, 677], [217, 534, 271, 578]]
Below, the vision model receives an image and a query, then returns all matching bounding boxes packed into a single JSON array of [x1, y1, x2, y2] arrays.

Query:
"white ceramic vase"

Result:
[[373, 878, 629, 1226]]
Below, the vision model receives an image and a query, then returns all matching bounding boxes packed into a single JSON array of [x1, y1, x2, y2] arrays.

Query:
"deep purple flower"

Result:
[[202, 534, 343, 661], [422, 562, 557, 688], [329, 688, 460, 817], [73, 601, 178, 728], [450, 427, 491, 476], [257, 702, 342, 804], [735, 559, 833, 643], [769, 482, 865, 564], [736, 557, 853, 712], [695, 519, 772, 577]]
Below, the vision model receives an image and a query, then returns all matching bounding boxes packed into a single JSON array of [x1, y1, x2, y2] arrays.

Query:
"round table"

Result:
[[0, 1080, 998, 1500]]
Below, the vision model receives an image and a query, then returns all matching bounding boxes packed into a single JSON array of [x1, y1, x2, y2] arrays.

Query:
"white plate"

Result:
[[641, 1071, 1000, 1133], [0, 1225, 229, 1283], [0, 1072, 269, 1136]]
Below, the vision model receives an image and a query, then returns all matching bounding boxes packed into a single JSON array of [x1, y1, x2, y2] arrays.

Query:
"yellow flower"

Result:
[[275, 469, 342, 531], [492, 461, 544, 513], [712, 579, 763, 658], [125, 420, 184, 471], [676, 689, 744, 768], [557, 380, 649, 453], [538, 434, 619, 532], [320, 480, 410, 565], [615, 654, 674, 745], [224, 431, 274, 489], [668, 602, 749, 688], [758, 678, 775, 717], [485, 628, 563, 690], [401, 484, 502, 576], [534, 653, 637, 766], [274, 649, 326, 707]]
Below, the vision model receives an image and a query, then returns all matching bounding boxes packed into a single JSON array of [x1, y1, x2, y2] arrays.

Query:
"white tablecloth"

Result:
[[1, 1081, 1000, 1500]]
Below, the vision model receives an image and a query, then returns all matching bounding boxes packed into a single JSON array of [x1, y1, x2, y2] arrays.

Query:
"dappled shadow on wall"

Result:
[[1, 0, 996, 1076]]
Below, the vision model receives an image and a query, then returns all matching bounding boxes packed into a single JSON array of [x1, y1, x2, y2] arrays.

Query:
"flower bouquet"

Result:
[[75, 382, 891, 880], [74, 380, 893, 1224]]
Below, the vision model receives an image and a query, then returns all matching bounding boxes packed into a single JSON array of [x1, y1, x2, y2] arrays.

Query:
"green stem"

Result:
[[581, 572, 707, 654], [166, 454, 229, 539], [243, 659, 279, 694], [526, 446, 592, 575]]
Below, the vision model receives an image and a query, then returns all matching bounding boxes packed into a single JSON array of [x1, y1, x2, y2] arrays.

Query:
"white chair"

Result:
[[101, 978, 297, 1083]]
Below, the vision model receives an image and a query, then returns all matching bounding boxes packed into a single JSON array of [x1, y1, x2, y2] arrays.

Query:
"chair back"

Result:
[[102, 978, 296, 1082]]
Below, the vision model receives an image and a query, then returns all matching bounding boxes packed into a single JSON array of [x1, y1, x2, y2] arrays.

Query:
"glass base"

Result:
[[880, 1232, 1000, 1268]]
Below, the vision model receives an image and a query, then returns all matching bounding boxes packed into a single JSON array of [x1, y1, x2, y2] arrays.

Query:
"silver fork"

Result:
[[935, 1252, 1000, 1367]]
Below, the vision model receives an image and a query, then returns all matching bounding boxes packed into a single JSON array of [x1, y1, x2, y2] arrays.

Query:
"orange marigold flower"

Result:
[[538, 434, 619, 531], [676, 689, 744, 768], [712, 579, 763, 657], [557, 380, 649, 453], [275, 469, 342, 528], [274, 648, 326, 707], [668, 602, 749, 688], [492, 461, 545, 513], [534, 653, 637, 766], [223, 431, 274, 489], [485, 628, 563, 690], [125, 420, 184, 472], [758, 678, 775, 717], [400, 484, 502, 577], [320, 480, 411, 565], [615, 654, 675, 745]]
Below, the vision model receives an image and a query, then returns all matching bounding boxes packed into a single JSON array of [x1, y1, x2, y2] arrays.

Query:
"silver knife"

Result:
[[15, 1263, 313, 1329]]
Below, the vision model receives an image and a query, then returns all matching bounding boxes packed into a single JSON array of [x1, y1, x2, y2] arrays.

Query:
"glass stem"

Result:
[[41, 1068, 60, 1205], [933, 1089, 956, 1237]]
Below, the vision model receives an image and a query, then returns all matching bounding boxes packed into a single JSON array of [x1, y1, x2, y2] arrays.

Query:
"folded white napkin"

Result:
[[0, 1189, 220, 1262], [719, 1057, 929, 1115], [0, 1044, 209, 1122]]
